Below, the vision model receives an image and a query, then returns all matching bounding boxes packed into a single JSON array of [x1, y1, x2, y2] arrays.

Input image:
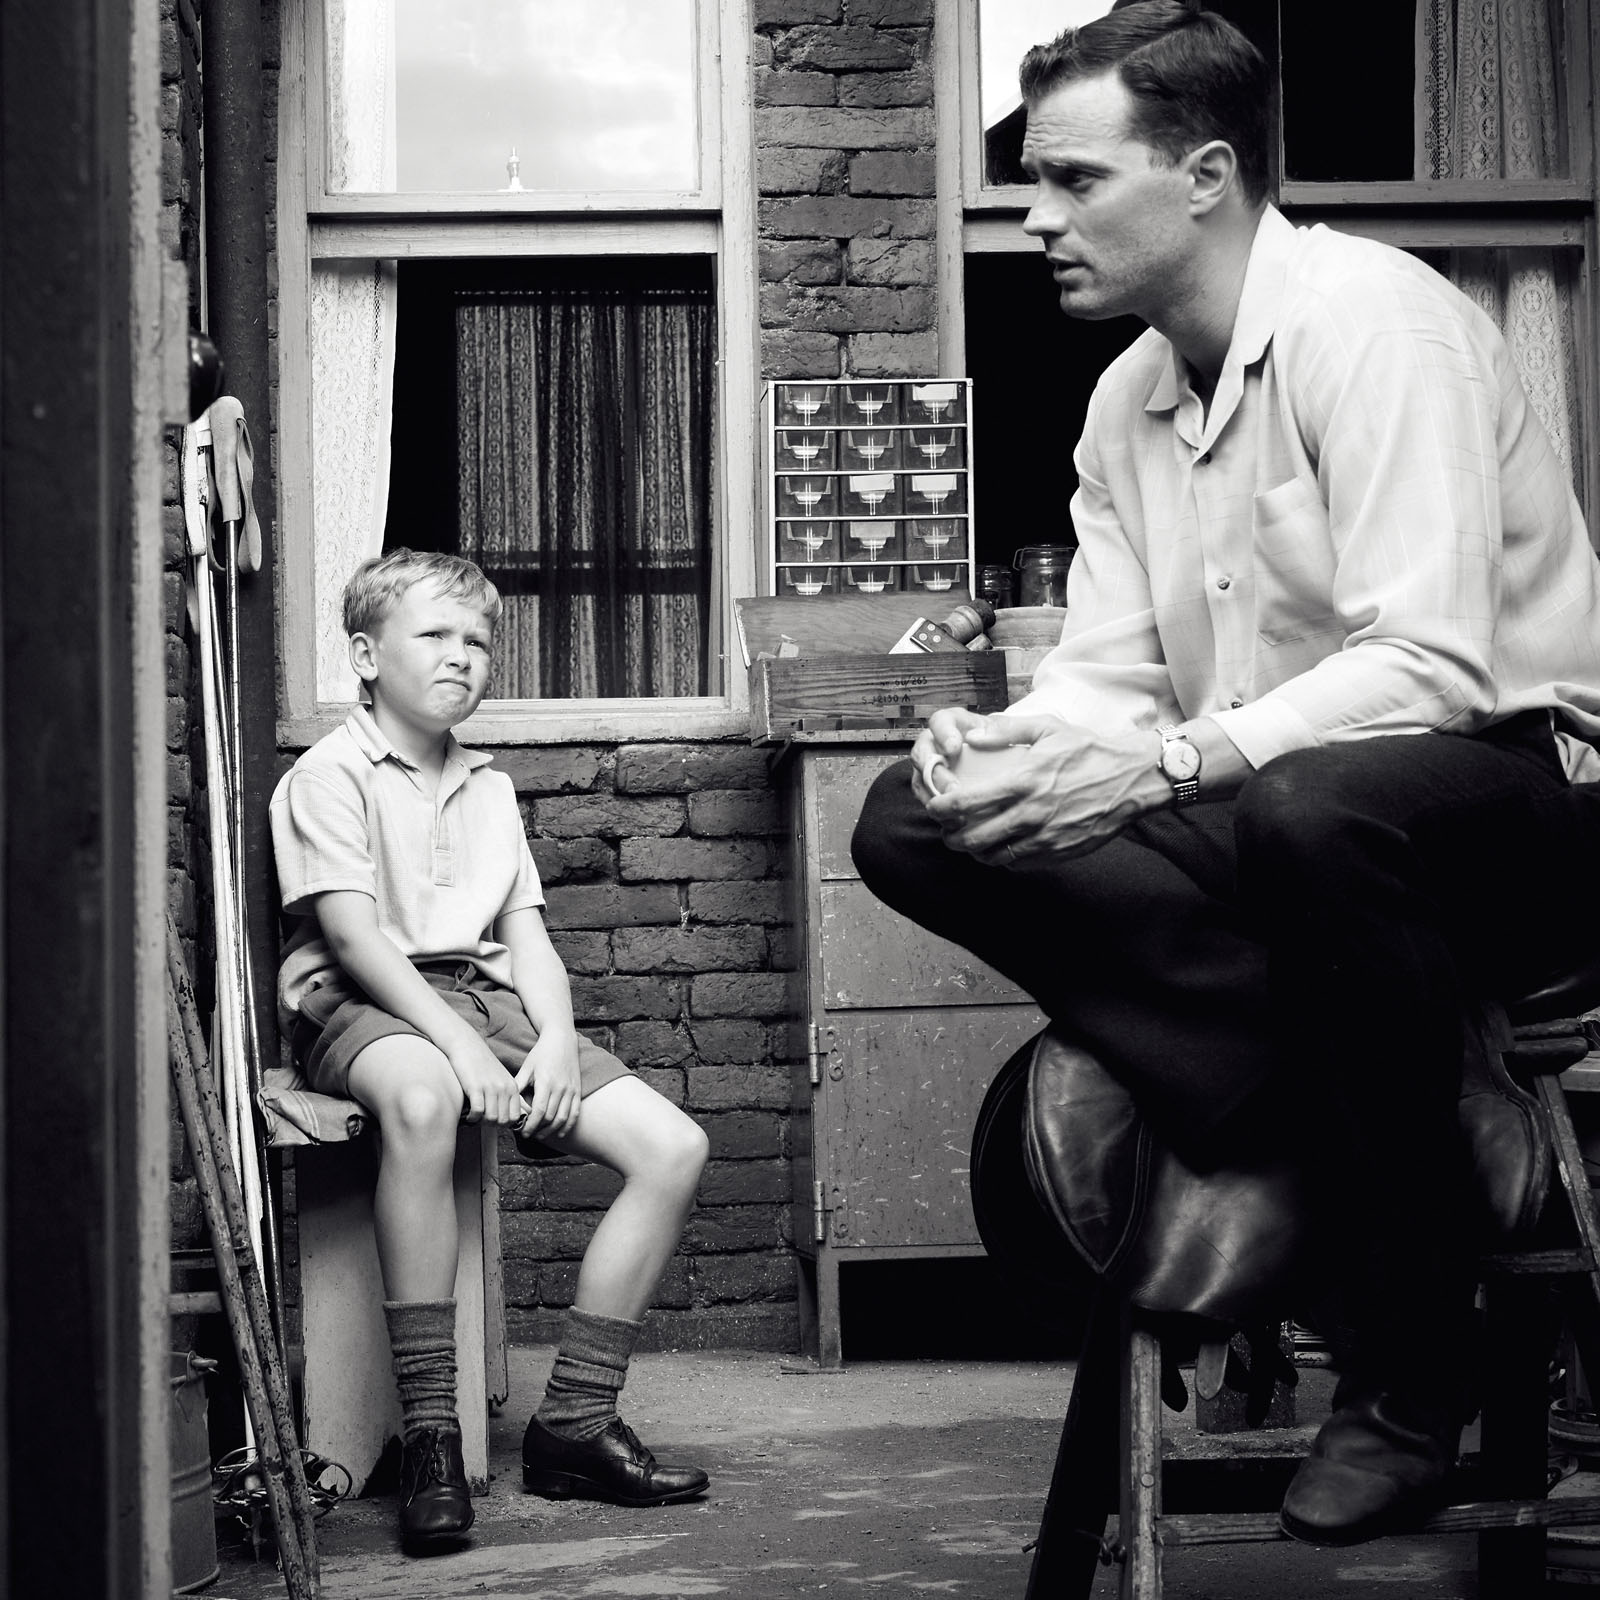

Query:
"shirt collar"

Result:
[[1143, 205, 1298, 420], [344, 705, 493, 773]]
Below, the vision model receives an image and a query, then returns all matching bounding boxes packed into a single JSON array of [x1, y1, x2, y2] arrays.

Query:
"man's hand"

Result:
[[513, 1027, 583, 1141], [447, 1033, 530, 1126], [916, 709, 1169, 864]]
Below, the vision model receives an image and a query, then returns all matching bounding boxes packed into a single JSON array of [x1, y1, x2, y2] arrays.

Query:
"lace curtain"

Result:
[[1416, 0, 1582, 491], [312, 0, 398, 699], [455, 286, 716, 698]]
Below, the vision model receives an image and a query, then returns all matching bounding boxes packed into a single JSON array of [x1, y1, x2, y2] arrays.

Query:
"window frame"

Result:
[[276, 0, 758, 747], [934, 0, 1600, 522]]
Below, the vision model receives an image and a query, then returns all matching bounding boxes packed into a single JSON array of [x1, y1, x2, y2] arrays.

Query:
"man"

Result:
[[851, 0, 1600, 1547]]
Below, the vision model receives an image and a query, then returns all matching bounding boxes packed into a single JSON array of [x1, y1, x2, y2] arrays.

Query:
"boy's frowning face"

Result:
[[350, 578, 495, 738]]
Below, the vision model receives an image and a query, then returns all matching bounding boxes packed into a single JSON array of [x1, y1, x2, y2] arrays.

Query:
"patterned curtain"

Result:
[[455, 285, 716, 698], [312, 0, 398, 700], [1417, 0, 1582, 492]]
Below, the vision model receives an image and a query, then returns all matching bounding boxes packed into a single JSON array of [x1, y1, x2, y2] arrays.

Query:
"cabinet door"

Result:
[[815, 1004, 1044, 1248]]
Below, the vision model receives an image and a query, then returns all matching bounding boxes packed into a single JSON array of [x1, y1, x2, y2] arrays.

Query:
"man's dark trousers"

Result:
[[851, 713, 1600, 1395]]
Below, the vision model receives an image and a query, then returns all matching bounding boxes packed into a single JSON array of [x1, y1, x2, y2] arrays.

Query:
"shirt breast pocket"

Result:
[[1252, 476, 1340, 647]]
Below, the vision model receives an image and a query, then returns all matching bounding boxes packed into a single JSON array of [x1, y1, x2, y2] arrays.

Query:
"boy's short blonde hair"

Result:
[[343, 548, 503, 638]]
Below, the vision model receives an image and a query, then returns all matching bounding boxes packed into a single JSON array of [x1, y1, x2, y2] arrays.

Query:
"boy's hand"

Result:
[[447, 1034, 529, 1126], [513, 1028, 583, 1140]]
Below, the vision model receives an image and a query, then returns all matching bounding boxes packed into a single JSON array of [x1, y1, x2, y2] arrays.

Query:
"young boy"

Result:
[[270, 549, 711, 1552]]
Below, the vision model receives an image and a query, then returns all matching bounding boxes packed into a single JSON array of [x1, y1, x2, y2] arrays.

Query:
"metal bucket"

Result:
[[170, 1351, 219, 1594]]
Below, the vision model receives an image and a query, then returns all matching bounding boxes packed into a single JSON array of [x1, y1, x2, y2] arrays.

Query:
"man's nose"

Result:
[[1021, 187, 1060, 239]]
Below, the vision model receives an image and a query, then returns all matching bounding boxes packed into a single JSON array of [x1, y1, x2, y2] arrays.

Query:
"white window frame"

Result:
[[933, 0, 1600, 519], [277, 0, 759, 746]]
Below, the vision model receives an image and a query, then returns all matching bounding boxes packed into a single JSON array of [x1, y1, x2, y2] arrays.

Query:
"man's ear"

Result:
[[1185, 139, 1238, 214], [349, 630, 379, 683]]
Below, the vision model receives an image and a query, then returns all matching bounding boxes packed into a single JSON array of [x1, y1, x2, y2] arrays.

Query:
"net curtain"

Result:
[[454, 290, 716, 700], [312, 0, 399, 702], [1417, 0, 1584, 493]]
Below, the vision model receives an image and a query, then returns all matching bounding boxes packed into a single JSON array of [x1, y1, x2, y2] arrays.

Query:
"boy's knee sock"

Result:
[[535, 1306, 643, 1440], [384, 1299, 459, 1438]]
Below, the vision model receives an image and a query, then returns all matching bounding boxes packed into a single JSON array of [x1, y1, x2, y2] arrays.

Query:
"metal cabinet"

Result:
[[781, 737, 1045, 1365]]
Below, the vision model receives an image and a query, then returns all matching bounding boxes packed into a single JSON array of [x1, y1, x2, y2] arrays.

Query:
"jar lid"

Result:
[[1013, 544, 1076, 567]]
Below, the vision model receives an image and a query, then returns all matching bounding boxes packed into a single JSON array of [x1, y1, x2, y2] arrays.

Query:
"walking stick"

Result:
[[167, 918, 322, 1597]]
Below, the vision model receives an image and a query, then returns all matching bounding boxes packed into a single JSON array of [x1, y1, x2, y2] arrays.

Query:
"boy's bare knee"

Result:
[[385, 1080, 462, 1147]]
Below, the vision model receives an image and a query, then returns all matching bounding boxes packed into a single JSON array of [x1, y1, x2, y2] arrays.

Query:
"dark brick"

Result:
[[166, 695, 188, 753], [535, 794, 685, 839], [550, 930, 610, 975], [774, 24, 919, 72], [848, 328, 940, 375], [613, 925, 766, 975], [501, 1260, 542, 1305], [762, 328, 843, 378], [847, 237, 934, 285], [703, 1111, 786, 1160], [687, 791, 781, 837], [612, 1021, 695, 1068], [756, 105, 933, 151], [497, 1165, 546, 1208], [768, 927, 800, 971], [694, 1253, 796, 1302], [620, 838, 770, 883], [697, 1159, 792, 1205], [760, 196, 935, 240], [760, 239, 843, 285], [774, 285, 935, 334], [687, 1063, 791, 1112], [568, 975, 684, 1022], [845, 0, 931, 22], [837, 68, 933, 107], [849, 150, 936, 196], [542, 1165, 626, 1207], [755, 0, 842, 20], [692, 972, 792, 1018], [493, 747, 604, 793], [757, 145, 848, 195], [683, 1206, 787, 1253], [686, 1019, 772, 1064], [543, 883, 680, 930], [502, 1210, 599, 1258], [753, 66, 838, 107], [689, 881, 787, 925], [628, 1304, 798, 1351], [615, 743, 774, 793], [635, 1066, 688, 1107], [530, 837, 616, 885]]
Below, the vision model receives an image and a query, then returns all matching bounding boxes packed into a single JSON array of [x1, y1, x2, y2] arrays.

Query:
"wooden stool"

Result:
[[295, 1123, 508, 1493], [1023, 991, 1600, 1600]]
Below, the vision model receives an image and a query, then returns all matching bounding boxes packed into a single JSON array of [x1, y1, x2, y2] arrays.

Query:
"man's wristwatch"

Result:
[[1157, 723, 1202, 804]]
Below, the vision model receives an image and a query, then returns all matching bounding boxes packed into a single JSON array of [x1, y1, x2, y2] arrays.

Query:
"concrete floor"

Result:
[[209, 1345, 1600, 1599]]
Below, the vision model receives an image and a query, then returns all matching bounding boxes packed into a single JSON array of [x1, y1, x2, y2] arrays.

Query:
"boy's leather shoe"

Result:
[[399, 1426, 474, 1550], [522, 1414, 709, 1506], [1279, 1388, 1459, 1546]]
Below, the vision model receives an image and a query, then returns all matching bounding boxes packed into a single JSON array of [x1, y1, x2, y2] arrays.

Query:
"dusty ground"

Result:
[[206, 1345, 1600, 1599]]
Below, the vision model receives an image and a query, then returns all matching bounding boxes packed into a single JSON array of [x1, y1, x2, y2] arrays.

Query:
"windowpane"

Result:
[[383, 258, 718, 699], [325, 0, 699, 195]]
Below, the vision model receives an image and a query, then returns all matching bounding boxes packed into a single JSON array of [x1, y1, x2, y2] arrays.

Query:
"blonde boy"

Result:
[[271, 549, 710, 1553]]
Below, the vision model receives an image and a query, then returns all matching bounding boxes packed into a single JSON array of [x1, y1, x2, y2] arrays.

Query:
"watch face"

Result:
[[1161, 738, 1201, 782]]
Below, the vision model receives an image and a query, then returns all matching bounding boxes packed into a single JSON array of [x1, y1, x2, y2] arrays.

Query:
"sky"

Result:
[[980, 0, 1114, 129], [393, 0, 697, 193]]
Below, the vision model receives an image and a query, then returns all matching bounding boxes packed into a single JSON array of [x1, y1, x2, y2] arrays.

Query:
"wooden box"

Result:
[[749, 650, 1007, 742]]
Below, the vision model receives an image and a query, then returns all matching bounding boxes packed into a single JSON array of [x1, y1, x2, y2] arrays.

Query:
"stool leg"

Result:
[[1026, 1288, 1120, 1600], [1121, 1311, 1163, 1600], [1477, 1273, 1557, 1597]]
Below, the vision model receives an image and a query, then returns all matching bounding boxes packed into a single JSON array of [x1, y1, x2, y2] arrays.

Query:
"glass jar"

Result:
[[1013, 544, 1076, 608], [976, 563, 1015, 610]]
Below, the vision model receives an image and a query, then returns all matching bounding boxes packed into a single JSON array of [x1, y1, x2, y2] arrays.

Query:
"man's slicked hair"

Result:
[[1019, 0, 1272, 206], [342, 547, 503, 638]]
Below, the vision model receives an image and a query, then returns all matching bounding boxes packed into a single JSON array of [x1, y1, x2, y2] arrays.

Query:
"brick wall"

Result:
[[754, 0, 940, 380], [497, 742, 799, 1351]]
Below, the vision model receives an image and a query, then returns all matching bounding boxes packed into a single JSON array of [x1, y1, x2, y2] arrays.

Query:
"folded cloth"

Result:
[[204, 395, 262, 573], [257, 1063, 367, 1147]]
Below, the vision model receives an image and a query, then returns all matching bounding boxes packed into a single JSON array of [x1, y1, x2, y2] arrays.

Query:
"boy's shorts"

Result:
[[290, 962, 631, 1152]]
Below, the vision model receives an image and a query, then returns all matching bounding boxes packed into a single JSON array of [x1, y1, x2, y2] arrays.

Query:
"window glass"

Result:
[[325, 0, 699, 195]]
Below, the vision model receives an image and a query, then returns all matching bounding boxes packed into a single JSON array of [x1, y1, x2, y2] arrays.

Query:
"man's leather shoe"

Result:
[[398, 1426, 474, 1550], [1279, 1387, 1459, 1546], [522, 1414, 709, 1506], [1459, 1015, 1550, 1240]]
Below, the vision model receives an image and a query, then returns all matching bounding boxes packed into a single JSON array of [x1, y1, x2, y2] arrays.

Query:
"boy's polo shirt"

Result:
[[270, 706, 543, 1030]]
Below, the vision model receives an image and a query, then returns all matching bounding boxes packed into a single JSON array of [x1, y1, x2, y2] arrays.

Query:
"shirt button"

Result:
[[1230, 697, 1244, 709], [1197, 452, 1212, 466], [1216, 576, 1231, 590]]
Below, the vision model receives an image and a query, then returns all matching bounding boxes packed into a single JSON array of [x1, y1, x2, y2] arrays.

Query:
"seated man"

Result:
[[852, 0, 1600, 1548]]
